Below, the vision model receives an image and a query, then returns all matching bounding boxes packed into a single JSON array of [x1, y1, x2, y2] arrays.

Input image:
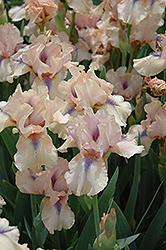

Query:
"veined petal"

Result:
[[125, 124, 155, 156], [0, 101, 15, 132], [65, 154, 108, 196], [32, 75, 65, 100], [14, 134, 57, 171], [0, 218, 30, 250], [133, 55, 166, 76], [7, 49, 31, 83], [0, 23, 23, 58], [0, 58, 12, 82], [16, 169, 41, 194], [34, 157, 69, 205], [147, 114, 166, 139], [99, 95, 132, 126], [109, 140, 144, 158], [41, 199, 75, 233]]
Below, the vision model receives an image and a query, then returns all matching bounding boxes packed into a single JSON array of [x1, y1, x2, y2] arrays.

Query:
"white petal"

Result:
[[16, 169, 40, 194], [41, 199, 75, 233], [0, 218, 30, 250], [99, 95, 131, 126], [58, 135, 76, 153], [8, 6, 25, 22], [125, 124, 154, 156], [0, 59, 12, 82], [133, 55, 166, 76], [65, 154, 108, 196], [110, 140, 144, 158], [14, 134, 57, 171], [0, 102, 15, 132]]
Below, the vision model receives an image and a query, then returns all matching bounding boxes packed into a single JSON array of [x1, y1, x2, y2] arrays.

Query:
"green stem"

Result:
[[161, 69, 166, 104], [122, 53, 127, 67], [30, 194, 37, 218], [127, 48, 134, 73], [161, 92, 166, 104], [39, 24, 45, 33], [92, 195, 100, 237], [69, 11, 76, 42], [127, 43, 140, 72], [164, 68, 166, 82], [113, 49, 121, 70]]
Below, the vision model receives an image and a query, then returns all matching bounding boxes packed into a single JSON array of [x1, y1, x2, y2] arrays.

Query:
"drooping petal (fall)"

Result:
[[41, 198, 75, 233], [109, 140, 144, 158], [14, 134, 58, 171], [65, 153, 108, 196]]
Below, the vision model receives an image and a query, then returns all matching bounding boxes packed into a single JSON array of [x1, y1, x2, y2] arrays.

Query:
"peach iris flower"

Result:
[[0, 84, 69, 171], [117, 0, 165, 25], [58, 65, 131, 127], [125, 98, 166, 155], [8, 34, 74, 99], [106, 66, 143, 101], [134, 34, 166, 76], [62, 108, 144, 196], [25, 0, 58, 27], [141, 98, 166, 139], [16, 158, 75, 233], [0, 23, 24, 82]]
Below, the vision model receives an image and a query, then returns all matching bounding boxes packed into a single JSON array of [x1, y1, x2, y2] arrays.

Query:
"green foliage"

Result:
[[117, 234, 140, 249], [75, 167, 119, 250], [139, 199, 166, 250], [99, 66, 107, 80]]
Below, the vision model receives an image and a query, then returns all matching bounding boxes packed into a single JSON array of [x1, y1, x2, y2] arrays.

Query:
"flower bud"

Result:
[[93, 208, 117, 250], [0, 0, 8, 24]]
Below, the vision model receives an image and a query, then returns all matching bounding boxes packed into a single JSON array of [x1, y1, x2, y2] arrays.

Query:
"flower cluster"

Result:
[[0, 0, 166, 249]]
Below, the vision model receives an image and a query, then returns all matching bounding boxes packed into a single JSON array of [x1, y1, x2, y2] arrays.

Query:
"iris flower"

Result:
[[60, 107, 144, 196], [16, 158, 75, 233]]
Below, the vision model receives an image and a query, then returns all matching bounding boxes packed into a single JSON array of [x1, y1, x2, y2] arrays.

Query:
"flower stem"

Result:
[[92, 195, 100, 237], [39, 24, 45, 33], [30, 194, 37, 218], [161, 69, 166, 104], [69, 11, 76, 42]]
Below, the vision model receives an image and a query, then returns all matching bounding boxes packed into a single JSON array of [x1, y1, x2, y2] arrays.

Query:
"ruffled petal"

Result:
[[65, 154, 108, 196], [41, 199, 75, 233], [8, 5, 25, 22], [0, 101, 15, 132], [98, 95, 132, 126], [125, 124, 155, 156], [147, 113, 166, 139], [133, 55, 166, 76], [14, 134, 58, 171], [32, 75, 65, 100], [66, 0, 91, 14], [109, 140, 144, 158], [16, 169, 41, 194], [0, 218, 30, 250], [0, 58, 12, 82]]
